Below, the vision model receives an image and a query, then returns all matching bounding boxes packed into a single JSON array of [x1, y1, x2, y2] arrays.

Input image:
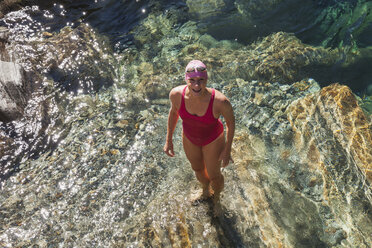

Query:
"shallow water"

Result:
[[0, 0, 371, 247]]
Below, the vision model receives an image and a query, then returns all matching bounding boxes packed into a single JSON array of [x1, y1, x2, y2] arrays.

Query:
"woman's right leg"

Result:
[[182, 133, 211, 197]]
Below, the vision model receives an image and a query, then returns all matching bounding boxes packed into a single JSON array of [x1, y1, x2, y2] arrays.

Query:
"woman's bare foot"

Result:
[[202, 183, 213, 199], [191, 184, 213, 206]]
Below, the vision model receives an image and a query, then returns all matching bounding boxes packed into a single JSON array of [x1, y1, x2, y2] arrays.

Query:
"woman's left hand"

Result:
[[219, 147, 234, 168]]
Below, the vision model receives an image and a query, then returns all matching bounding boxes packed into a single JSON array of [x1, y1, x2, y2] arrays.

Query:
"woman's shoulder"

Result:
[[169, 85, 185, 104], [212, 88, 229, 102], [212, 88, 232, 110], [212, 88, 233, 115], [171, 85, 186, 92]]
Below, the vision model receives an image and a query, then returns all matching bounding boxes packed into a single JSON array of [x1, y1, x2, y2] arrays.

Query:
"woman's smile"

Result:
[[187, 77, 206, 96]]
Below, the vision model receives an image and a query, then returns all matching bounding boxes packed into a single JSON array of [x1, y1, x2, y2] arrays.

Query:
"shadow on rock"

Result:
[[207, 201, 246, 248]]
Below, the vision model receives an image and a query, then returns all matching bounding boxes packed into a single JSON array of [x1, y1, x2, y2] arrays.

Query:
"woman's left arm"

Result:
[[219, 97, 235, 167]]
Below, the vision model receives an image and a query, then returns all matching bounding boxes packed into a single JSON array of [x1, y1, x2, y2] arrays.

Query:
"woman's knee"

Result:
[[190, 161, 205, 172]]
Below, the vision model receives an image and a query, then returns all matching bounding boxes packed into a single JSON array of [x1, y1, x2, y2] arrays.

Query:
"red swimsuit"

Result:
[[179, 86, 224, 146]]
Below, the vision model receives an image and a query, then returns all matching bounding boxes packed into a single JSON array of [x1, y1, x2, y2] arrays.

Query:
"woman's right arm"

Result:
[[163, 89, 180, 157]]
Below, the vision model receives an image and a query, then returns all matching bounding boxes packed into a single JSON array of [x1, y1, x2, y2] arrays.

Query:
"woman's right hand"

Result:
[[163, 140, 175, 157]]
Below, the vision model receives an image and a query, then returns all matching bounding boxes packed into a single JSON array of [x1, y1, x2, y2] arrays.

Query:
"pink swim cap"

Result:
[[185, 60, 208, 81]]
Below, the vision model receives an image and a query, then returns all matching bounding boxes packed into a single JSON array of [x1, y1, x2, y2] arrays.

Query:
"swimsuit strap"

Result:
[[206, 89, 215, 118], [181, 86, 187, 110]]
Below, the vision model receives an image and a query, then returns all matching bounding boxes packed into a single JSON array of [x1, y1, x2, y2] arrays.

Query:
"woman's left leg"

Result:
[[182, 133, 211, 198], [202, 133, 225, 204]]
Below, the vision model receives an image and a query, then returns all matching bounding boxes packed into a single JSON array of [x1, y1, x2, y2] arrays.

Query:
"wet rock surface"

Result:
[[0, 1, 371, 247], [0, 7, 117, 180], [288, 84, 372, 183], [0, 78, 371, 247], [0, 0, 69, 18]]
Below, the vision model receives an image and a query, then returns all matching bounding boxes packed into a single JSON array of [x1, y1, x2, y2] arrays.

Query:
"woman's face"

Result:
[[186, 76, 207, 96]]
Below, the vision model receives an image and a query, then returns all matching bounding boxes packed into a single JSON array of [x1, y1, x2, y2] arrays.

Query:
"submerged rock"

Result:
[[125, 5, 372, 94], [288, 84, 372, 183], [124, 8, 345, 98], [0, 2, 371, 247], [0, 9, 119, 179], [111, 80, 371, 247], [284, 83, 371, 246], [1, 76, 370, 247], [218, 80, 371, 247], [0, 0, 69, 18], [43, 25, 117, 93], [3, 6, 117, 94], [186, 0, 226, 18]]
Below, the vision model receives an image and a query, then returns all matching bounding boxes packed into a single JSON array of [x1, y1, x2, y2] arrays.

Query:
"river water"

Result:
[[0, 0, 371, 247]]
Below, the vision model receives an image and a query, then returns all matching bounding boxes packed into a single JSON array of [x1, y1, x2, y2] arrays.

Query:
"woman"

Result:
[[163, 60, 235, 214]]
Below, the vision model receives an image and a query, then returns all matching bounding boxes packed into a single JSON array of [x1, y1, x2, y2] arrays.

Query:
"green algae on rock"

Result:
[[124, 1, 372, 93], [123, 7, 348, 91]]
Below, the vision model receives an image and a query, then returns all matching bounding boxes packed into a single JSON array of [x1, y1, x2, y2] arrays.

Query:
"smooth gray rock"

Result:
[[0, 26, 10, 61], [0, 26, 9, 41], [0, 61, 26, 122]]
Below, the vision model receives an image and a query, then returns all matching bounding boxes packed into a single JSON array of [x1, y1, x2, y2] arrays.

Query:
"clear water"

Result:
[[0, 0, 371, 247]]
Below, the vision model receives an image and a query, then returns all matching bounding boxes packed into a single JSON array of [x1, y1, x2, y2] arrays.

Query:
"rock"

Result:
[[286, 83, 372, 246], [115, 120, 129, 129], [0, 61, 27, 122], [3, 13, 117, 94], [37, 25, 117, 93], [0, 26, 9, 41], [367, 84, 372, 95], [125, 12, 344, 93], [107, 79, 371, 247], [0, 0, 20, 18], [213, 80, 372, 247], [0, 134, 17, 175], [186, 0, 226, 17], [288, 84, 372, 183], [0, 0, 69, 18], [0, 26, 10, 61], [1, 3, 371, 247]]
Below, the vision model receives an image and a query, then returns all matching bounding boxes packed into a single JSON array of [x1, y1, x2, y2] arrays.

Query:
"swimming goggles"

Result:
[[186, 66, 207, 73]]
